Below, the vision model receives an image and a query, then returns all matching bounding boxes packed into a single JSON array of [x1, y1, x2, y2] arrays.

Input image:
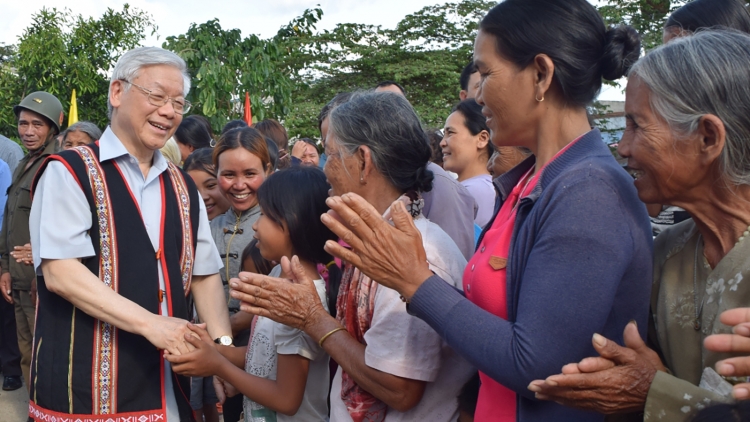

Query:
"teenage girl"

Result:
[[167, 166, 340, 421]]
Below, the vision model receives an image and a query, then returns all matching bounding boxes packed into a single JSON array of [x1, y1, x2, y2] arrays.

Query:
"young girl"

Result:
[[168, 166, 340, 421], [184, 148, 231, 221]]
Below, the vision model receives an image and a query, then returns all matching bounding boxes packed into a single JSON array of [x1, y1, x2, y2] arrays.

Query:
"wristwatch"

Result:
[[214, 335, 233, 346]]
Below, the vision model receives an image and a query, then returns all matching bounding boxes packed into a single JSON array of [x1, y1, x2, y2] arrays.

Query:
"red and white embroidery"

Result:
[[30, 402, 165, 422], [72, 146, 118, 415], [166, 162, 194, 295]]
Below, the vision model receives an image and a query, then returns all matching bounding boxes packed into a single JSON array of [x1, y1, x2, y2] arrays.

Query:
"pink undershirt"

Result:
[[463, 136, 582, 421]]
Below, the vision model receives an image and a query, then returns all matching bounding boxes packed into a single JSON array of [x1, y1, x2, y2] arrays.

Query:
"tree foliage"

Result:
[[281, 0, 496, 139], [0, 5, 156, 139], [162, 11, 321, 133]]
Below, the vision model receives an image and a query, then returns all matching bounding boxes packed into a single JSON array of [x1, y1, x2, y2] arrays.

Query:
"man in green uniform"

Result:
[[0, 91, 63, 385]]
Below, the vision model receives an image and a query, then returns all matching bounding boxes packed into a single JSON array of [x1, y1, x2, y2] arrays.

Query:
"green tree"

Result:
[[0, 5, 155, 139], [597, 0, 687, 51], [163, 9, 322, 134], [281, 0, 496, 139]]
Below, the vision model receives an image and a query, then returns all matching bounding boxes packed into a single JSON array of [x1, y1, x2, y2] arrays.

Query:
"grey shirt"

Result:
[[210, 205, 261, 312], [0, 135, 24, 175], [422, 162, 477, 260]]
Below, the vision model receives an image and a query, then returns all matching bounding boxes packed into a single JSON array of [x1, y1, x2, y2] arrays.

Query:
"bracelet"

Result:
[[318, 327, 346, 347]]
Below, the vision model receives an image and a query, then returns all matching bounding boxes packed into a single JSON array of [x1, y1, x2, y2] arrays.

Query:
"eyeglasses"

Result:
[[120, 79, 192, 114]]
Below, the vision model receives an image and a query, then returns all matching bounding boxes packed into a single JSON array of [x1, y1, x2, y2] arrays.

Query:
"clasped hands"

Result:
[[528, 308, 750, 415]]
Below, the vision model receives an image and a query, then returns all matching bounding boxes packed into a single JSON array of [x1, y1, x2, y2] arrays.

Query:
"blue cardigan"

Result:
[[410, 130, 653, 422]]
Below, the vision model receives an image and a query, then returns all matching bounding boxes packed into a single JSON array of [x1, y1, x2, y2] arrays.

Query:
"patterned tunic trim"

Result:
[[166, 162, 194, 294], [71, 145, 119, 415], [29, 401, 166, 422]]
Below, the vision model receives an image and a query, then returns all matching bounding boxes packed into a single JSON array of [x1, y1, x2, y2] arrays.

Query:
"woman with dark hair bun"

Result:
[[235, 1, 653, 421], [174, 115, 214, 163], [664, 0, 750, 43]]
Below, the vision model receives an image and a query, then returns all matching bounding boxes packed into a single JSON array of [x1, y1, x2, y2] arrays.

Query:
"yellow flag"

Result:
[[68, 89, 79, 126]]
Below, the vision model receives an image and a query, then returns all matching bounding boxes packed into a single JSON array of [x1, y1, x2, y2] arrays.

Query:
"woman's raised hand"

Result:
[[230, 255, 329, 333], [321, 193, 432, 300]]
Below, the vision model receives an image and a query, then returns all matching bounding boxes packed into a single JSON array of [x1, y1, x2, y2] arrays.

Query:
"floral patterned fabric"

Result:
[[643, 219, 748, 421]]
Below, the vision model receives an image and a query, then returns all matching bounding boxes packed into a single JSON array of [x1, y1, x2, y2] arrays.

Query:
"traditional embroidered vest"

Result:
[[28, 144, 200, 421]]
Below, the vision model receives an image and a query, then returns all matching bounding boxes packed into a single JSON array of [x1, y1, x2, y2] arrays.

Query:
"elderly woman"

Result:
[[60, 121, 101, 150], [231, 91, 473, 421], [528, 30, 750, 422], [232, 1, 652, 421]]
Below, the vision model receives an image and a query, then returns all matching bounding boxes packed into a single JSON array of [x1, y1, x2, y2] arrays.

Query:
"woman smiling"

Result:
[[441, 99, 495, 228]]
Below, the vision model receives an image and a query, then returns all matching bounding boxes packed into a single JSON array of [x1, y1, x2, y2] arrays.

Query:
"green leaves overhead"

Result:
[[0, 5, 155, 138]]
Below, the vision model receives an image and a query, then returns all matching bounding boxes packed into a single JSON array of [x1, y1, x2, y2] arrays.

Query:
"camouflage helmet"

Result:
[[13, 91, 64, 134]]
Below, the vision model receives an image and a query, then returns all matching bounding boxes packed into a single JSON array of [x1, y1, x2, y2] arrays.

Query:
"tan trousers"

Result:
[[12, 289, 34, 384]]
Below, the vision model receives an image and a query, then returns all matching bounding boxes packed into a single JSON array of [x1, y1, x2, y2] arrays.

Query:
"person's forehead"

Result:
[[18, 109, 48, 123], [132, 65, 185, 92]]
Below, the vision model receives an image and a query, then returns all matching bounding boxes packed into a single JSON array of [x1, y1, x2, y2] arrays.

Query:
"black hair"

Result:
[[666, 0, 750, 34], [240, 239, 274, 276], [298, 137, 318, 150], [213, 127, 271, 172], [480, 0, 640, 107], [183, 147, 217, 177], [451, 99, 495, 158], [175, 115, 213, 150], [318, 92, 353, 133], [459, 61, 477, 91], [256, 166, 341, 316], [690, 401, 750, 422], [221, 119, 248, 135], [375, 80, 407, 96], [425, 129, 444, 167], [264, 136, 279, 171]]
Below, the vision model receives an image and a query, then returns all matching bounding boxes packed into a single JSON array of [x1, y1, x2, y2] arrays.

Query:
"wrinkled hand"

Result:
[[213, 376, 227, 404], [165, 323, 222, 377], [230, 255, 329, 333], [143, 315, 197, 355], [527, 322, 666, 414], [0, 272, 11, 304], [705, 307, 750, 399], [321, 193, 431, 300], [10, 244, 33, 266]]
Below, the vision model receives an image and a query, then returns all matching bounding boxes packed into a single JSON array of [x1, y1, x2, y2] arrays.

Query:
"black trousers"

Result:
[[0, 297, 21, 377]]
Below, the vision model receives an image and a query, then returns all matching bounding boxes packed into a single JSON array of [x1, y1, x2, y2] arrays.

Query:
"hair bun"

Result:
[[414, 164, 435, 193], [601, 25, 641, 80]]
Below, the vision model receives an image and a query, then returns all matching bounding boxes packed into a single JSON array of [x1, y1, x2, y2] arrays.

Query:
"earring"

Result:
[[535, 95, 544, 102], [359, 176, 366, 184]]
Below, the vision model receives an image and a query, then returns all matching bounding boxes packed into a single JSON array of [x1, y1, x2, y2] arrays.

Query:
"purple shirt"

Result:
[[461, 174, 496, 228], [422, 162, 477, 260]]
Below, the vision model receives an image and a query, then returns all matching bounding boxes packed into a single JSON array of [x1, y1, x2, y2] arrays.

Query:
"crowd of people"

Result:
[[2, 0, 750, 421]]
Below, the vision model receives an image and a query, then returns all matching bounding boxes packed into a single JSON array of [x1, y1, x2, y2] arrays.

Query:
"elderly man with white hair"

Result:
[[27, 47, 231, 421]]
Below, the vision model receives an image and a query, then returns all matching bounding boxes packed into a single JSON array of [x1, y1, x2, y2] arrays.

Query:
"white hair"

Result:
[[630, 29, 750, 186], [107, 47, 191, 118]]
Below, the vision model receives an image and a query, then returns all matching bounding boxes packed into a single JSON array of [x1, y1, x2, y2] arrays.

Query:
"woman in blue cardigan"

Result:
[[229, 1, 653, 421]]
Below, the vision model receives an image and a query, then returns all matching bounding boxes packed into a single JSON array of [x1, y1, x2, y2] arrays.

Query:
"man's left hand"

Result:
[[528, 322, 666, 414]]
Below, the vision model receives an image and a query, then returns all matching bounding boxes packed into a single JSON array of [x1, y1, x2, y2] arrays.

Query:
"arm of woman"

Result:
[[167, 325, 311, 416], [323, 177, 651, 397], [232, 258, 427, 412]]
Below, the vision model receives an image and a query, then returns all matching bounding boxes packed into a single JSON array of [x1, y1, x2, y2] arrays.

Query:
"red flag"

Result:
[[244, 92, 253, 125]]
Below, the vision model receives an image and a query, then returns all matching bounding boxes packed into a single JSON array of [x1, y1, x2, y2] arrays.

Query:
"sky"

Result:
[[0, 0, 626, 101]]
